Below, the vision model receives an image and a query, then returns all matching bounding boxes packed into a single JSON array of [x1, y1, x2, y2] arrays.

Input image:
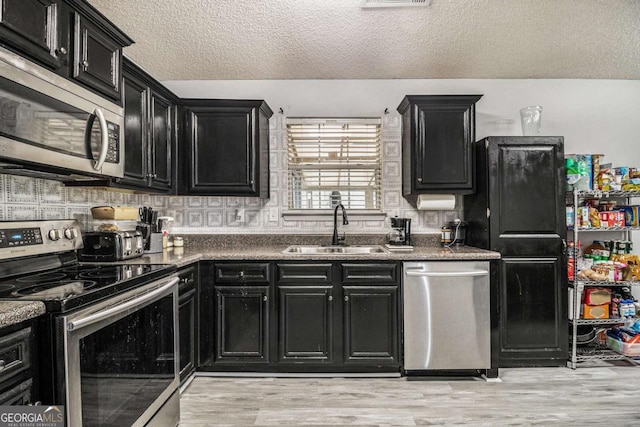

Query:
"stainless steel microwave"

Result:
[[0, 46, 124, 179]]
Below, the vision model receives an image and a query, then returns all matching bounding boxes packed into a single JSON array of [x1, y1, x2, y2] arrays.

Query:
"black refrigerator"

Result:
[[464, 136, 567, 367]]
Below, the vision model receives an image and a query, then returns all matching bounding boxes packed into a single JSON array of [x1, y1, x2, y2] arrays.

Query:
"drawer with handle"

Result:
[[0, 327, 31, 385], [215, 263, 270, 283]]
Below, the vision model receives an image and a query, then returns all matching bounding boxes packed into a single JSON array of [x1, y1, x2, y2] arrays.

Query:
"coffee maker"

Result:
[[386, 217, 412, 246]]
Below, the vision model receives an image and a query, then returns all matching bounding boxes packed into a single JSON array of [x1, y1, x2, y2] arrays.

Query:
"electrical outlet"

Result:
[[235, 208, 245, 222], [269, 207, 279, 222]]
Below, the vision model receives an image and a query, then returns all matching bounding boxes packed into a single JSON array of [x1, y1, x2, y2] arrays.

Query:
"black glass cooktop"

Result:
[[0, 263, 176, 312]]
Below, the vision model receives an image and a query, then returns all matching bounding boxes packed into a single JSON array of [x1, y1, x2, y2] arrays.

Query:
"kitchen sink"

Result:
[[282, 245, 389, 254]]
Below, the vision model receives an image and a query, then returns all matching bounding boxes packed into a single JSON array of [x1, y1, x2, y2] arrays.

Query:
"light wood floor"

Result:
[[179, 366, 640, 426]]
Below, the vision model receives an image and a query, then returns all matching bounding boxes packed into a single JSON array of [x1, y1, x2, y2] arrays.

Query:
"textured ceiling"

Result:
[[87, 0, 640, 80]]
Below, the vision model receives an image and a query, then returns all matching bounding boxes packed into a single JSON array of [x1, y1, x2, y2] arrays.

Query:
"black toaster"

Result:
[[78, 230, 144, 262]]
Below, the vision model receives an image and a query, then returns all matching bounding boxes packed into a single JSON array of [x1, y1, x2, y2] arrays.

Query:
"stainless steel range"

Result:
[[0, 220, 179, 427]]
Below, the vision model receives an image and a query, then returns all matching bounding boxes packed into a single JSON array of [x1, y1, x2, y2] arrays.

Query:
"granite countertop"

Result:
[[0, 237, 499, 329], [115, 243, 500, 267], [0, 301, 46, 329]]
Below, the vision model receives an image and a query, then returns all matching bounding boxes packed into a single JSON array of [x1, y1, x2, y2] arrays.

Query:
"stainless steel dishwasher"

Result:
[[403, 261, 490, 371]]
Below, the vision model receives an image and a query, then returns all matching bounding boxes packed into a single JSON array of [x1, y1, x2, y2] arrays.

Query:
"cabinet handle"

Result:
[[0, 360, 5, 371], [344, 295, 349, 301], [250, 180, 255, 185], [328, 295, 333, 301], [239, 271, 245, 278], [417, 177, 423, 183], [263, 295, 268, 302], [56, 47, 67, 56], [81, 60, 89, 69]]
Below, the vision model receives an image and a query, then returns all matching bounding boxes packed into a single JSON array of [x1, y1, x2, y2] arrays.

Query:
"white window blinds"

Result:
[[287, 118, 382, 210]]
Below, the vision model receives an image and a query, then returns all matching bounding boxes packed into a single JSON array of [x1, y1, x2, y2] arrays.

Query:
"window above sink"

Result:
[[286, 118, 382, 211]]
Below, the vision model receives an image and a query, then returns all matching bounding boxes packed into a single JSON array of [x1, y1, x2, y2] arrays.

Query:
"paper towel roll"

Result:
[[416, 194, 456, 210]]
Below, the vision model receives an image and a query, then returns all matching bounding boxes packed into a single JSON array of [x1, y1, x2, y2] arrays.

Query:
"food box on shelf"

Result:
[[619, 206, 640, 227], [584, 288, 612, 305], [606, 336, 640, 358], [598, 211, 625, 227], [566, 154, 593, 191], [583, 303, 609, 319]]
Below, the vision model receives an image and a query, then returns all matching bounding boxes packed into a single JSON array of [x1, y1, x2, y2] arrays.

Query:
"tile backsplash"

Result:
[[0, 115, 459, 234]]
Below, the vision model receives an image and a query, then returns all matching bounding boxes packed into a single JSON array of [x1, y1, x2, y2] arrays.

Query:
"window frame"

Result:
[[285, 117, 383, 214]]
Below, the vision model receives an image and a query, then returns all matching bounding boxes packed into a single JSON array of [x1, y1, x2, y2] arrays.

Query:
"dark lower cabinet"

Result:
[[278, 285, 334, 363], [178, 265, 198, 385], [212, 261, 271, 365], [214, 285, 270, 364], [0, 321, 37, 405], [341, 263, 399, 366], [500, 257, 566, 364], [343, 286, 398, 365], [276, 263, 334, 365], [199, 261, 400, 373]]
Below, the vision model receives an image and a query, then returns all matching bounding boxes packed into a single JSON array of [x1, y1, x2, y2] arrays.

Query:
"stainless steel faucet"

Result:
[[332, 203, 349, 245]]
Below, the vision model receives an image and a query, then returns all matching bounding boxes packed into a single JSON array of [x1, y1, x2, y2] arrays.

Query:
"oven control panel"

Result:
[[0, 220, 83, 260], [0, 227, 43, 248]]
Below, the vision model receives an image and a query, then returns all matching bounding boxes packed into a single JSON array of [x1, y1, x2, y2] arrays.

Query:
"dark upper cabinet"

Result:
[[0, 0, 132, 102], [149, 90, 173, 191], [464, 136, 567, 367], [0, 0, 63, 70], [397, 95, 483, 198], [71, 12, 121, 100], [119, 58, 176, 193], [180, 99, 273, 197], [122, 69, 147, 185]]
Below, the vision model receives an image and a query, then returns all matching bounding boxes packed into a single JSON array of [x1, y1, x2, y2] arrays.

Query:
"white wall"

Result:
[[165, 79, 640, 167]]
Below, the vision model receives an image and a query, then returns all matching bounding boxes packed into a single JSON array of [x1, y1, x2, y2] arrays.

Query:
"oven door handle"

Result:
[[67, 277, 178, 331]]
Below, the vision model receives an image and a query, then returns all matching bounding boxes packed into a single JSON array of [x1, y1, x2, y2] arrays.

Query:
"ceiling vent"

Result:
[[361, 0, 432, 8]]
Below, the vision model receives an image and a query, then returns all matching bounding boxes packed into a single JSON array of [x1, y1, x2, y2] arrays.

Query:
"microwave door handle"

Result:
[[93, 108, 109, 171]]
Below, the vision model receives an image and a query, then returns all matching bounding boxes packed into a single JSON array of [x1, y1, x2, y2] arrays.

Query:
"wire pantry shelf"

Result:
[[569, 280, 640, 288], [576, 226, 640, 231], [571, 318, 626, 326], [575, 348, 630, 363], [574, 190, 640, 198], [571, 343, 640, 364]]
